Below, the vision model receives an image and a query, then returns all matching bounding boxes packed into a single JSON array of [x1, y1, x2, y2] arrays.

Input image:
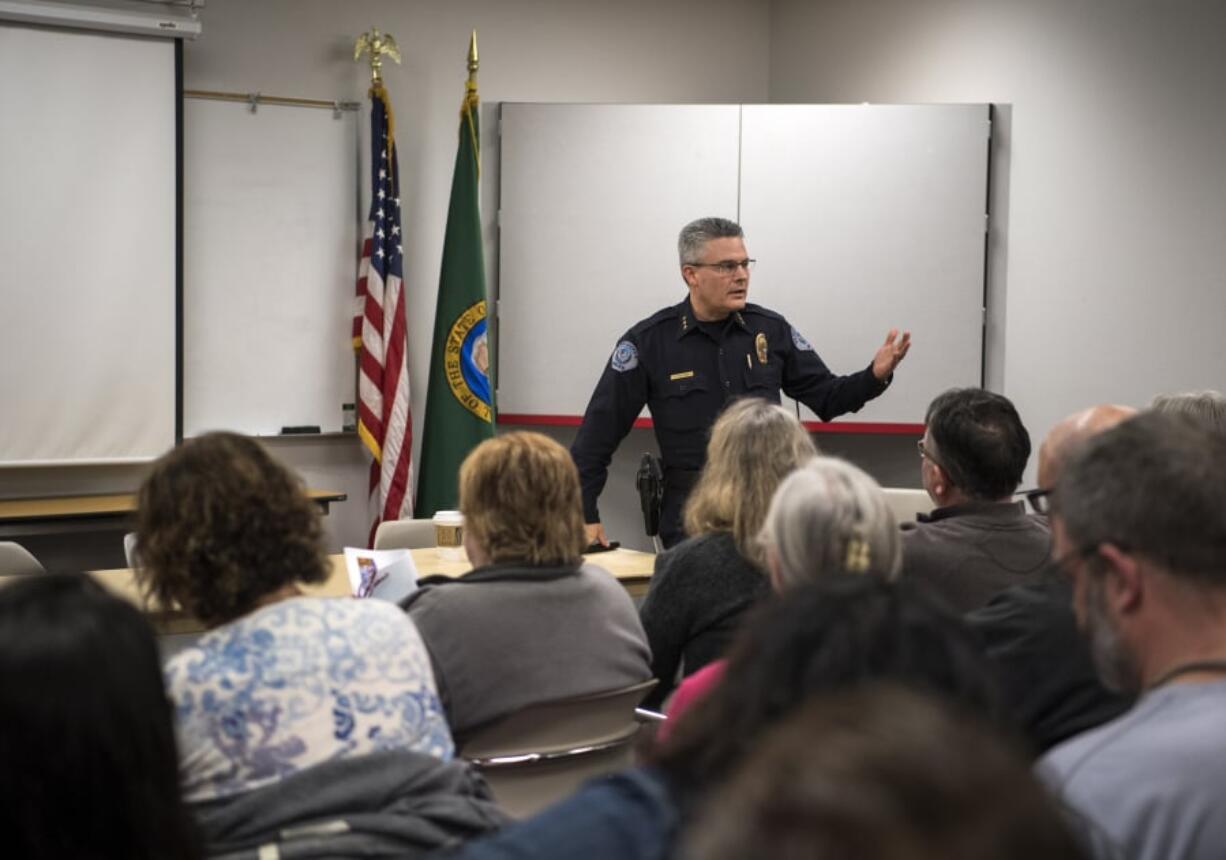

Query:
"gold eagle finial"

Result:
[[354, 27, 401, 84]]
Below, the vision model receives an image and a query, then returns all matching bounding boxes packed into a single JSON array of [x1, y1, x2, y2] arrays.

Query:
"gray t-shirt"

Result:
[[1039, 680, 1226, 860]]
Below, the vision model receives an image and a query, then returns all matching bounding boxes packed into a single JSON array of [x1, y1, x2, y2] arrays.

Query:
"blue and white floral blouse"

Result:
[[166, 596, 453, 802]]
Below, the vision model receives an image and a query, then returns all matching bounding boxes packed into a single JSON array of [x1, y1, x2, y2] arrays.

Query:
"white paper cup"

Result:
[[433, 510, 464, 561]]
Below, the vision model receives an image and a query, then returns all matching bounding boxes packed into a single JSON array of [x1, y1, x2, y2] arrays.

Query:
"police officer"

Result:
[[571, 217, 912, 548]]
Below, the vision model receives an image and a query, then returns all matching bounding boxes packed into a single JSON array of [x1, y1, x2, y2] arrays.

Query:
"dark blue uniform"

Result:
[[571, 298, 889, 546]]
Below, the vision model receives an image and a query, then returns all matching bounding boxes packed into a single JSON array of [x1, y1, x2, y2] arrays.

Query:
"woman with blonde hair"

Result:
[[663, 454, 901, 726], [403, 431, 651, 741], [639, 397, 817, 707]]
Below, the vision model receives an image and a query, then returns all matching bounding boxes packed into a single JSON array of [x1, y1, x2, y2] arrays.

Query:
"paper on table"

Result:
[[342, 547, 419, 603]]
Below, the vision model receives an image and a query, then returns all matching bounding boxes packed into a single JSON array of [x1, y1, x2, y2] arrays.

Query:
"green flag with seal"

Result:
[[416, 32, 494, 517]]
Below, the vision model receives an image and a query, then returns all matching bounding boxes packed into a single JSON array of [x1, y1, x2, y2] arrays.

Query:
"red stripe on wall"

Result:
[[495, 414, 923, 435]]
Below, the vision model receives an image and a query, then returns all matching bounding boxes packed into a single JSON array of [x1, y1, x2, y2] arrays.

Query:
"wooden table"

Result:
[[0, 490, 348, 573], [0, 489, 347, 528], [89, 546, 656, 634]]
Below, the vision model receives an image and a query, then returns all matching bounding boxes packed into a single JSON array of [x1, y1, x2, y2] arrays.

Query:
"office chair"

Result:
[[459, 678, 658, 818], [0, 542, 46, 577], [881, 488, 933, 525], [372, 518, 436, 550]]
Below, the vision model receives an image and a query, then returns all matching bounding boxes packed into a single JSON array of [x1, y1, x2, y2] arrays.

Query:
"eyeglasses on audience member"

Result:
[[916, 438, 945, 470], [1017, 487, 1052, 515]]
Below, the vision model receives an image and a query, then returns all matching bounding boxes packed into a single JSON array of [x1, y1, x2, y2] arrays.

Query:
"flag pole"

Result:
[[467, 30, 478, 89], [414, 32, 494, 516], [354, 27, 402, 85], [466, 30, 480, 177], [352, 28, 414, 542]]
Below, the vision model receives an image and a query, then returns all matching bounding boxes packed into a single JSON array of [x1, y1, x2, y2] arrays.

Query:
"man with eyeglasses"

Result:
[[571, 216, 910, 548], [1038, 412, 1226, 860], [904, 388, 1049, 613], [968, 403, 1136, 754], [1030, 403, 1139, 512]]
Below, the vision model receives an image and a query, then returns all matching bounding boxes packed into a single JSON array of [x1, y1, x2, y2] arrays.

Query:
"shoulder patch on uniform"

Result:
[[790, 326, 814, 352], [611, 340, 639, 372]]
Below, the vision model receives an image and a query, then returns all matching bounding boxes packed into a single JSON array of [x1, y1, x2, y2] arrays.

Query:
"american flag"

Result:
[[353, 85, 412, 542]]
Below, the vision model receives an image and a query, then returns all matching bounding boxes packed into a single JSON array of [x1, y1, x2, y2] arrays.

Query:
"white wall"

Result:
[[769, 0, 1226, 478], [183, 0, 770, 551], [1, 0, 772, 562], [37, 0, 1214, 557]]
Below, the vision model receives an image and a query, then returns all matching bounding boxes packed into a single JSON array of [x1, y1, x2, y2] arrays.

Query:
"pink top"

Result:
[[659, 659, 727, 742]]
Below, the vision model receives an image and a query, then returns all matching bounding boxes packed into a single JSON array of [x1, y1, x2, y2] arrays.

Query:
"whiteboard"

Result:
[[0, 24, 176, 466], [184, 98, 359, 436], [740, 104, 989, 425], [496, 103, 989, 426], [497, 104, 741, 418]]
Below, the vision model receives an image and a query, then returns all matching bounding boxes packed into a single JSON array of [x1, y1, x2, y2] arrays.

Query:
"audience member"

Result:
[[638, 397, 816, 707], [403, 432, 651, 741], [1039, 412, 1226, 859], [136, 434, 495, 856], [1150, 388, 1226, 434], [664, 454, 900, 726], [969, 404, 1136, 753], [902, 387, 1050, 612], [685, 686, 1087, 860], [1035, 403, 1137, 505], [759, 455, 901, 588], [440, 575, 998, 860], [0, 574, 201, 860]]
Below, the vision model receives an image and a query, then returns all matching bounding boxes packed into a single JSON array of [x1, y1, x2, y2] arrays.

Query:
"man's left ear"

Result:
[[1097, 542, 1144, 614], [929, 462, 952, 503]]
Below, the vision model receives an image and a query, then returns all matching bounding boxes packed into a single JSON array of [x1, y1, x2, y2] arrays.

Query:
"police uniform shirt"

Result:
[[571, 297, 890, 523]]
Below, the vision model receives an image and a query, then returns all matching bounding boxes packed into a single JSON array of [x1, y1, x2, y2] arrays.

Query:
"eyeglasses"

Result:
[[1019, 487, 1053, 515], [686, 258, 756, 275], [916, 439, 939, 465]]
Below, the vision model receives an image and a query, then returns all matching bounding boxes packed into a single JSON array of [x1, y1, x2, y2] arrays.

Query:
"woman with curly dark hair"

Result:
[[135, 433, 455, 804]]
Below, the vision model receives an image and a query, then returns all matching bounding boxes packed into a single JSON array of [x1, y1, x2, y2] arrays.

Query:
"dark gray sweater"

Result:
[[901, 500, 1053, 613], [403, 562, 652, 739], [638, 531, 770, 709]]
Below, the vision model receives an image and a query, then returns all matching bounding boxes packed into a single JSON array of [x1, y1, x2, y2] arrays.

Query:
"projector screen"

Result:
[[0, 23, 177, 466]]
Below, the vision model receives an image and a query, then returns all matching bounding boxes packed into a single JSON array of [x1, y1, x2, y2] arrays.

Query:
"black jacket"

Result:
[[967, 573, 1134, 755], [571, 297, 887, 522], [193, 750, 509, 859]]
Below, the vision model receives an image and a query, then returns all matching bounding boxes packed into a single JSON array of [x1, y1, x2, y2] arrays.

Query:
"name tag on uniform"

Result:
[[669, 370, 695, 381]]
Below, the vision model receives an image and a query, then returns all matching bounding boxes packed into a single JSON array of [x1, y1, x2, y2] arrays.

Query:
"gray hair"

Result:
[[678, 217, 744, 265], [1150, 390, 1226, 435], [1055, 411, 1226, 585], [758, 456, 902, 590]]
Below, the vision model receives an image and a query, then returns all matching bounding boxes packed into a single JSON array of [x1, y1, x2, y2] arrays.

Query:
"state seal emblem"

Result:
[[444, 299, 493, 422]]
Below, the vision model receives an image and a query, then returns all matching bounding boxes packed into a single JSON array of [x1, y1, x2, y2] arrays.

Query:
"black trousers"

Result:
[[659, 467, 701, 548]]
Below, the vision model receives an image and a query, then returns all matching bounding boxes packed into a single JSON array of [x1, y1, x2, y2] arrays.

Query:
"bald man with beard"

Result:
[[1039, 412, 1226, 860], [966, 404, 1137, 755]]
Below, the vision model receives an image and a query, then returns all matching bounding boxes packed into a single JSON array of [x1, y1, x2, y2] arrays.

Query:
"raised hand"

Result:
[[872, 328, 912, 381]]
